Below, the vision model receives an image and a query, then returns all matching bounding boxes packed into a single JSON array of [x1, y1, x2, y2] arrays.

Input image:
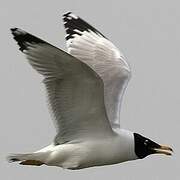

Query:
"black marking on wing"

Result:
[[11, 28, 45, 51], [63, 12, 106, 40]]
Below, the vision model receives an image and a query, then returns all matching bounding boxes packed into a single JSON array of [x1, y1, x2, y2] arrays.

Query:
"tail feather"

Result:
[[7, 153, 44, 166], [7, 153, 31, 162]]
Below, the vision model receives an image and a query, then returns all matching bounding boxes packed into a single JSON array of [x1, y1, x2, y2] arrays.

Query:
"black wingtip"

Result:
[[10, 27, 17, 32], [10, 28, 16, 36], [10, 28, 27, 35], [10, 28, 20, 36], [63, 11, 72, 17], [62, 12, 106, 41], [10, 28, 45, 51]]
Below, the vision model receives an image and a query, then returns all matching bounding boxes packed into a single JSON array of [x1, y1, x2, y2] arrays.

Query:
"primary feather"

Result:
[[63, 12, 131, 129]]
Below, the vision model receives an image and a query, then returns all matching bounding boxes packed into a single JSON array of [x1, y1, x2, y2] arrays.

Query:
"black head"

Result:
[[134, 133, 173, 159]]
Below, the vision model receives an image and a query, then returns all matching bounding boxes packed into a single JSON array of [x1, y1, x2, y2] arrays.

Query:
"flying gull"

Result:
[[7, 12, 173, 169]]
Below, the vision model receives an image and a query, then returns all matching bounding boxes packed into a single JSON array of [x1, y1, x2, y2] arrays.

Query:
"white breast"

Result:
[[44, 130, 137, 169]]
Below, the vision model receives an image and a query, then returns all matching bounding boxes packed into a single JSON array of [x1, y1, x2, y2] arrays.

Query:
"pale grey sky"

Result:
[[1, 0, 179, 179]]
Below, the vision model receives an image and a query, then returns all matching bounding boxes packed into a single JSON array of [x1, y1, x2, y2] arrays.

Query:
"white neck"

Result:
[[112, 129, 138, 162]]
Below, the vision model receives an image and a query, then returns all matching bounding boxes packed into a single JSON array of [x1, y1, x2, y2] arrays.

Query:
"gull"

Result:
[[7, 12, 173, 170]]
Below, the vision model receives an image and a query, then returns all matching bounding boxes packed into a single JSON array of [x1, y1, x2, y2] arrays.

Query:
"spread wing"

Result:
[[63, 12, 131, 129], [11, 28, 113, 144]]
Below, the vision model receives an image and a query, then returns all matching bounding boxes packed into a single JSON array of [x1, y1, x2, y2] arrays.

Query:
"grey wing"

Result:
[[11, 28, 113, 144], [63, 12, 131, 129]]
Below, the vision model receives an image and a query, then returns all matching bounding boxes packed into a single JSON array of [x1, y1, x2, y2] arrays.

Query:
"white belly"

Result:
[[43, 134, 136, 169], [44, 142, 92, 169]]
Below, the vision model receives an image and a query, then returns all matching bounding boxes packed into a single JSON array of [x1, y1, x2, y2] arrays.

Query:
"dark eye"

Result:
[[144, 140, 149, 146]]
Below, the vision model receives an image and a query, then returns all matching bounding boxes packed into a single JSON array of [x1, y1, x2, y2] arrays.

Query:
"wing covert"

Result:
[[11, 28, 113, 144]]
